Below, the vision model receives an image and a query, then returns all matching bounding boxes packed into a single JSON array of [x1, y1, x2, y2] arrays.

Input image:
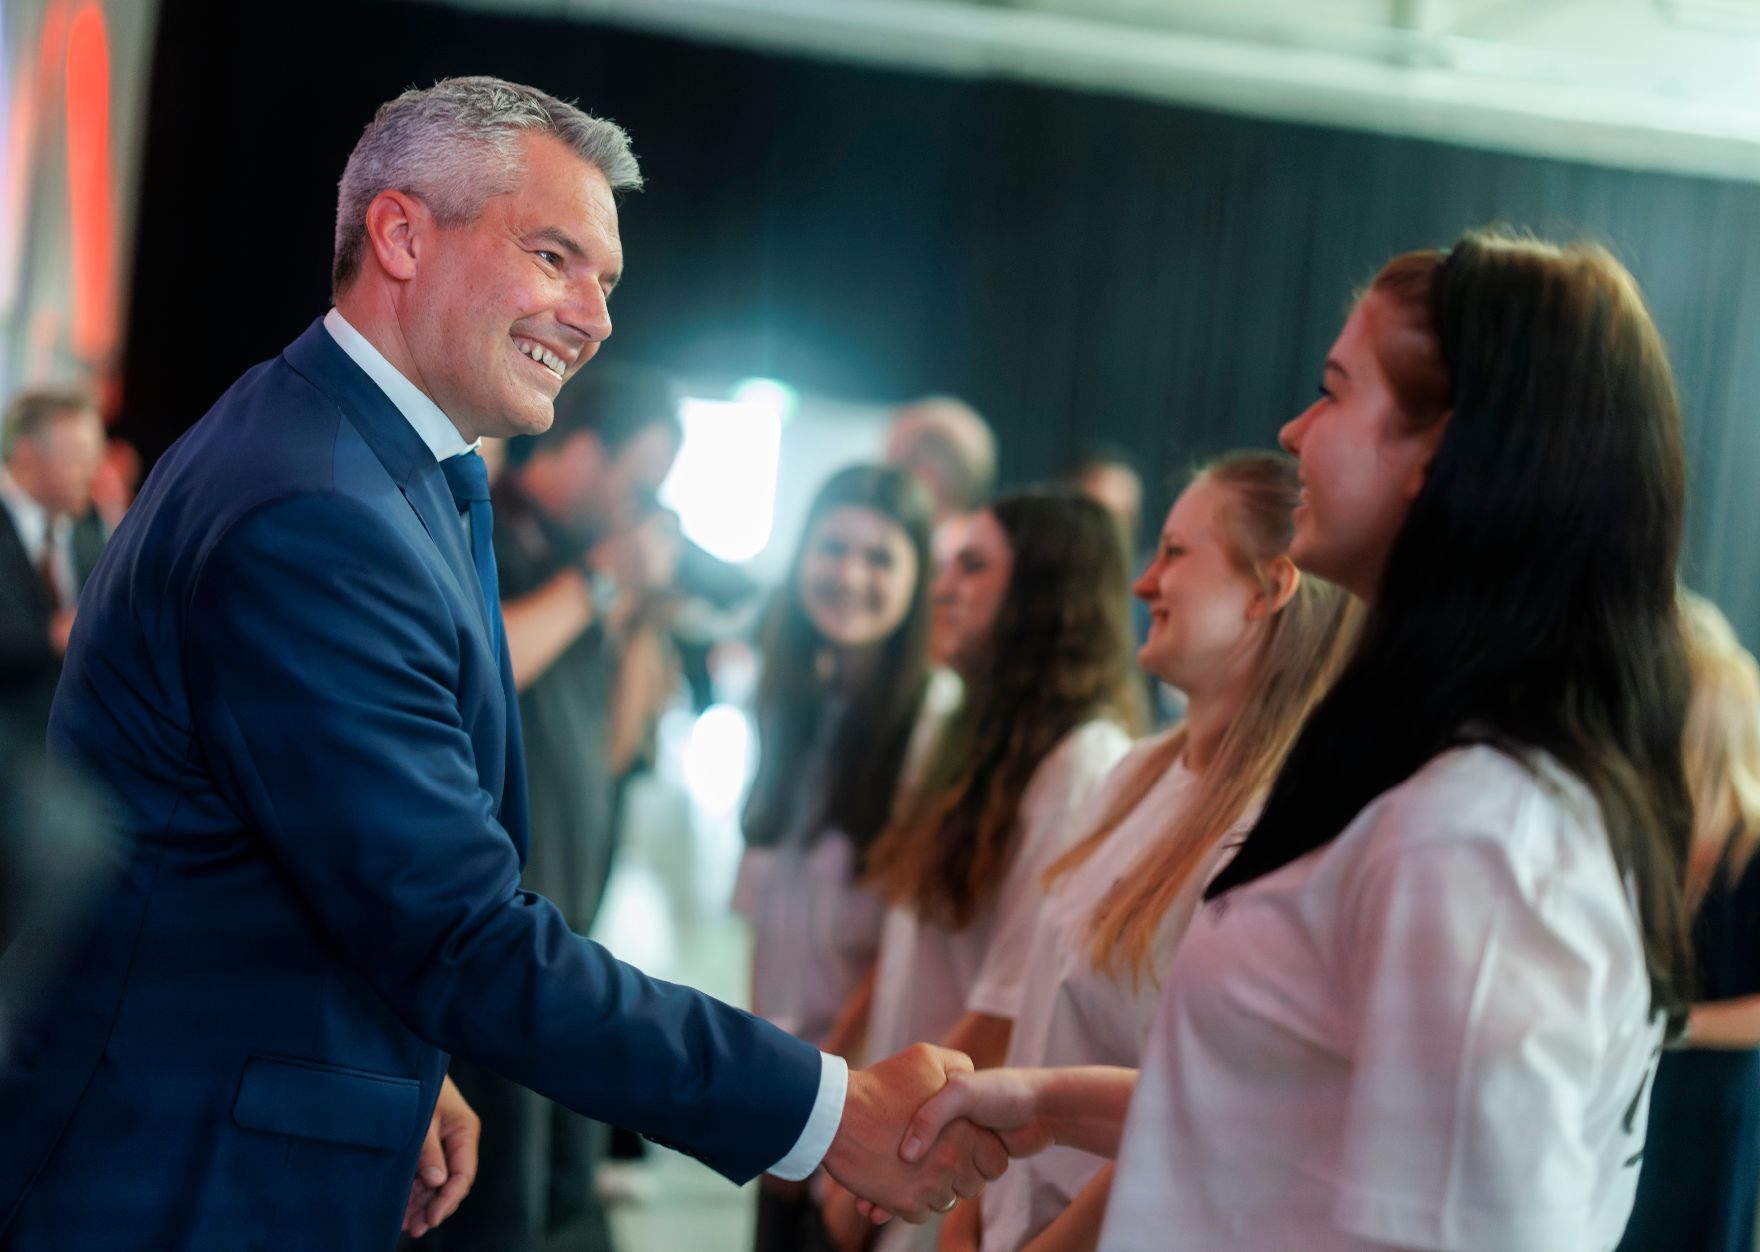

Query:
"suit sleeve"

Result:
[[183, 491, 823, 1183]]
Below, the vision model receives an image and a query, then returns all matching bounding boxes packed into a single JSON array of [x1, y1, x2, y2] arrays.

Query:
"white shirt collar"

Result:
[[0, 467, 53, 563], [322, 308, 478, 463]]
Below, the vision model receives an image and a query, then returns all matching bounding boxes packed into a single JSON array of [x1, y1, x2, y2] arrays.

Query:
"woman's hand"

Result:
[[902, 1068, 1057, 1164]]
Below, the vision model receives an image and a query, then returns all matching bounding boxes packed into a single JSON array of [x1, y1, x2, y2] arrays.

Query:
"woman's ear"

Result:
[[1249, 555, 1301, 619], [1405, 408, 1452, 499]]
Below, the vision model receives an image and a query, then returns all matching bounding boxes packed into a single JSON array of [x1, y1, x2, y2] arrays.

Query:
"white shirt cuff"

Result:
[[768, 1051, 848, 1180]]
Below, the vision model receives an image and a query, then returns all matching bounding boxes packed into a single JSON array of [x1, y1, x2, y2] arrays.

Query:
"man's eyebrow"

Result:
[[531, 227, 586, 259]]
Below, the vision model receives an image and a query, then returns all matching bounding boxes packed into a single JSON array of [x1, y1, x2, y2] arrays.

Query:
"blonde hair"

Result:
[[1045, 453, 1359, 983], [1680, 590, 1760, 908]]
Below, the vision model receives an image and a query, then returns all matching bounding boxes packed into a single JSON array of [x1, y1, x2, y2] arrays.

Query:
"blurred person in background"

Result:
[[885, 397, 996, 674], [0, 387, 108, 735], [825, 490, 1144, 1251], [1063, 443, 1143, 551], [1063, 442, 1178, 728], [89, 436, 141, 533], [1618, 592, 1760, 1252], [884, 397, 996, 531], [428, 365, 684, 1252], [737, 464, 936, 1252], [950, 452, 1357, 1252], [0, 726, 115, 1068], [605, 505, 685, 782]]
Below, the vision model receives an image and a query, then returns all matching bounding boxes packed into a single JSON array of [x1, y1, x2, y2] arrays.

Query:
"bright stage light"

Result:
[[660, 395, 783, 564]]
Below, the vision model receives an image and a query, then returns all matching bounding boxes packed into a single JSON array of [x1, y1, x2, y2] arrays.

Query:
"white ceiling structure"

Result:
[[426, 0, 1760, 182]]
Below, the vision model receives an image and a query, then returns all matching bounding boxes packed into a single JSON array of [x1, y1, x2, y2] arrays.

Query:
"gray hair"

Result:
[[332, 76, 642, 295]]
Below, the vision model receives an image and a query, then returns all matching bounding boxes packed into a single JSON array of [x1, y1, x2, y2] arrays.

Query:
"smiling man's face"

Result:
[[402, 131, 624, 441]]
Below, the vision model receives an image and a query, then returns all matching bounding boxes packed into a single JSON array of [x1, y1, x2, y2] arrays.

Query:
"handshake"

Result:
[[819, 1045, 1056, 1228]]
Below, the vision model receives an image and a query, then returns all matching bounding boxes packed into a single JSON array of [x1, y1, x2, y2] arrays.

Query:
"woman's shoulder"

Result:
[[1353, 742, 1603, 862], [1015, 717, 1139, 820], [1048, 715, 1137, 775]]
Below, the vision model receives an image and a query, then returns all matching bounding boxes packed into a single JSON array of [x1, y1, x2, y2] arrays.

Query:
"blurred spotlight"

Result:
[[660, 396, 782, 563], [680, 703, 752, 816], [729, 376, 798, 422]]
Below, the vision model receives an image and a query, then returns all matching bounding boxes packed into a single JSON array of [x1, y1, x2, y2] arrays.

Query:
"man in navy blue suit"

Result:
[[0, 78, 1005, 1250]]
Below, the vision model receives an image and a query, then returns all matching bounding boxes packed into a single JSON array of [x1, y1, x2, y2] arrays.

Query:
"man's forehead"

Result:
[[508, 138, 620, 222]]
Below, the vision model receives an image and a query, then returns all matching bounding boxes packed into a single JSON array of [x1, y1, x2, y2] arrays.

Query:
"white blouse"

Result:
[[734, 668, 962, 1048], [1101, 745, 1664, 1252], [982, 736, 1249, 1251], [866, 716, 1133, 1252]]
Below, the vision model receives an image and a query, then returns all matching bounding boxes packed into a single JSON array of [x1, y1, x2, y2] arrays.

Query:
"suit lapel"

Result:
[[280, 319, 491, 644], [281, 319, 524, 844]]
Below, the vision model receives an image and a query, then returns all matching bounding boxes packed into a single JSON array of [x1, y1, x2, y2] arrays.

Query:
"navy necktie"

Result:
[[440, 450, 502, 656]]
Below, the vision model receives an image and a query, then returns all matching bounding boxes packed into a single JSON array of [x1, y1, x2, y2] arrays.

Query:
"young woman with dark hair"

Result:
[[896, 230, 1694, 1252], [827, 490, 1145, 1251], [735, 463, 935, 1252]]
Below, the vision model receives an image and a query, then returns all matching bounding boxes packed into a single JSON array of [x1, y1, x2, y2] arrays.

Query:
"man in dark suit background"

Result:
[[0, 388, 107, 737], [2, 77, 1003, 1252]]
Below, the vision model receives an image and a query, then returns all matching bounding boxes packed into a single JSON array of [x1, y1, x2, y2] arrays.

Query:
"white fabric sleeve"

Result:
[[1329, 835, 1634, 1252], [966, 725, 1126, 1018], [767, 1051, 849, 1180]]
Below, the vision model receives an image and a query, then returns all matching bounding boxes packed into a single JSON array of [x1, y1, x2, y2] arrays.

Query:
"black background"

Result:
[[123, 0, 1760, 636]]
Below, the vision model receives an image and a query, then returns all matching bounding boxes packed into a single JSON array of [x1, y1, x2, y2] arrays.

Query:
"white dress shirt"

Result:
[[321, 308, 848, 1180], [0, 469, 76, 607]]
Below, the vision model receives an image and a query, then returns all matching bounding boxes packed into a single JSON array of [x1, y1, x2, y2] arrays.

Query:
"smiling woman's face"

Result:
[[1277, 294, 1448, 601], [929, 509, 1013, 676], [796, 505, 919, 651], [1133, 477, 1265, 691]]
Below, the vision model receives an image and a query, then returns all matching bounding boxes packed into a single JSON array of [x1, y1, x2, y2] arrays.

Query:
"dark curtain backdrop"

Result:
[[123, 0, 1760, 640]]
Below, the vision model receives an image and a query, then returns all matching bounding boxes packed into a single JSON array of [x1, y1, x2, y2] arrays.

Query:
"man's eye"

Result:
[[537, 250, 563, 268]]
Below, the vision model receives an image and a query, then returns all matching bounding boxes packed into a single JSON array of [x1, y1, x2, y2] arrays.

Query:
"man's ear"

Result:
[[362, 189, 431, 283]]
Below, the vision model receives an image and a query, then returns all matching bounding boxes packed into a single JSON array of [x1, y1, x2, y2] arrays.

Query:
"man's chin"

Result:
[[489, 404, 556, 440]]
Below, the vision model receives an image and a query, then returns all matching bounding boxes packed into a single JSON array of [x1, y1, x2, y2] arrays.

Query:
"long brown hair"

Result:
[[865, 490, 1145, 928], [1046, 452, 1359, 982], [1209, 229, 1696, 1030], [743, 465, 934, 858]]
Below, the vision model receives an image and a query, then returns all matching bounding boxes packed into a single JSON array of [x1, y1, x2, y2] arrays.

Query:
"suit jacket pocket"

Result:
[[231, 1054, 421, 1153]]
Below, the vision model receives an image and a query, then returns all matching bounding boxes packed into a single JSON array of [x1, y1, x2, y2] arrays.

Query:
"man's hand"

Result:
[[821, 1044, 1009, 1224], [403, 1074, 480, 1238]]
